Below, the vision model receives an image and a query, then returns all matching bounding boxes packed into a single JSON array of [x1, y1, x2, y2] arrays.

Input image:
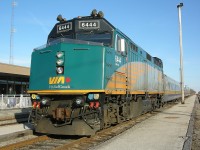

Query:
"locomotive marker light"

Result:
[[177, 3, 185, 104], [94, 94, 100, 100], [87, 94, 100, 100], [88, 94, 94, 100]]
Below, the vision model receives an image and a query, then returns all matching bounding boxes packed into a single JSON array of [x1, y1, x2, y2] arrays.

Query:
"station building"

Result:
[[0, 63, 30, 94]]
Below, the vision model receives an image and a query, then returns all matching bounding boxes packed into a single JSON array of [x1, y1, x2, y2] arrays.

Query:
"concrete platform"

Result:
[[0, 108, 31, 120], [0, 108, 33, 142], [0, 108, 31, 125], [0, 123, 33, 142], [91, 95, 196, 150]]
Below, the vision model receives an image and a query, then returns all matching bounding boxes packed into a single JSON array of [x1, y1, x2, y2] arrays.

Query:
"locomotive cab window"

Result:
[[76, 32, 112, 46], [48, 34, 74, 43], [116, 35, 121, 52], [116, 35, 127, 55]]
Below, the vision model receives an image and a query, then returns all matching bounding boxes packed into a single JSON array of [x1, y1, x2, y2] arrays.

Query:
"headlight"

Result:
[[56, 51, 64, 58], [94, 94, 99, 100], [56, 59, 64, 65], [76, 98, 82, 105], [56, 67, 64, 74], [41, 99, 47, 105], [41, 97, 50, 106], [74, 97, 85, 107]]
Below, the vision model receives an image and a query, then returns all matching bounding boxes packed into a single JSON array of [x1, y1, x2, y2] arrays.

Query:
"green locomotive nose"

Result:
[[29, 39, 105, 94]]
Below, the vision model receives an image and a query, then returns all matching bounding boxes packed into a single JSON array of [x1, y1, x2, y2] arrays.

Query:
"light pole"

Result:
[[9, 0, 17, 64], [177, 3, 185, 104]]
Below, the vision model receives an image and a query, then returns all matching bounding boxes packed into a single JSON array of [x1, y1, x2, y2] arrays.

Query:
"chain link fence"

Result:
[[0, 94, 31, 109]]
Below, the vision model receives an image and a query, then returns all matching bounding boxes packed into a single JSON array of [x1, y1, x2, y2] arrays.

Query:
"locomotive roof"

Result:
[[48, 16, 115, 41], [47, 14, 163, 69]]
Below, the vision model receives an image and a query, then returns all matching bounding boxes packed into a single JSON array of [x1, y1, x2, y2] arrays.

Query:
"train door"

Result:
[[127, 48, 133, 95], [134, 53, 138, 91], [125, 41, 130, 95], [115, 35, 128, 93], [144, 60, 148, 92]]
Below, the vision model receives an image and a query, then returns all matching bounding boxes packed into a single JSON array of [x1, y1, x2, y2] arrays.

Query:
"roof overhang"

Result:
[[0, 62, 30, 76]]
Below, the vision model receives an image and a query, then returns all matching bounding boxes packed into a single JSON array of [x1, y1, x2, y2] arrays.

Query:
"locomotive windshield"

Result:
[[76, 32, 112, 46], [48, 34, 74, 43]]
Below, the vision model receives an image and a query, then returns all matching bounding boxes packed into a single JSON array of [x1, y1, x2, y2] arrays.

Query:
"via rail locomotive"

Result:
[[28, 10, 192, 135]]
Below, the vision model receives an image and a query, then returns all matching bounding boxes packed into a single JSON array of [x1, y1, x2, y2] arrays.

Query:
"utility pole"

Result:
[[9, 0, 17, 64], [177, 3, 185, 104]]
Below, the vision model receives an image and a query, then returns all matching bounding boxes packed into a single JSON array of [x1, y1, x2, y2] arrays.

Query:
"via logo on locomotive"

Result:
[[49, 76, 71, 84], [49, 76, 71, 89]]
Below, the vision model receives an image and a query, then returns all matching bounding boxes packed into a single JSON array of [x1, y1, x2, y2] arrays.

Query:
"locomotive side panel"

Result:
[[129, 57, 164, 94], [105, 31, 164, 95]]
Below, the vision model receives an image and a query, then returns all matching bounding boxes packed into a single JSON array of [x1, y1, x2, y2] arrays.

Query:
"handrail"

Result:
[[0, 94, 31, 109]]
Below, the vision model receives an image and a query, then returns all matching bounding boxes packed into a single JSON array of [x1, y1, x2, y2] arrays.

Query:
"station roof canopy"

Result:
[[0, 62, 30, 76]]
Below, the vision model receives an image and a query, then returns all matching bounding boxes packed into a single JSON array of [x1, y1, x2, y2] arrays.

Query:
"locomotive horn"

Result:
[[57, 14, 63, 22], [97, 11, 104, 18], [91, 9, 97, 17], [57, 14, 67, 22]]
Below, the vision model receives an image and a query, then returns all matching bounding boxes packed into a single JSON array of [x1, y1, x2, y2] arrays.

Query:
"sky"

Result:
[[0, 0, 200, 92]]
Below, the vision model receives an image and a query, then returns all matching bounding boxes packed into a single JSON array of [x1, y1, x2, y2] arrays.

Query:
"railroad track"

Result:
[[0, 134, 78, 150], [0, 101, 178, 150]]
